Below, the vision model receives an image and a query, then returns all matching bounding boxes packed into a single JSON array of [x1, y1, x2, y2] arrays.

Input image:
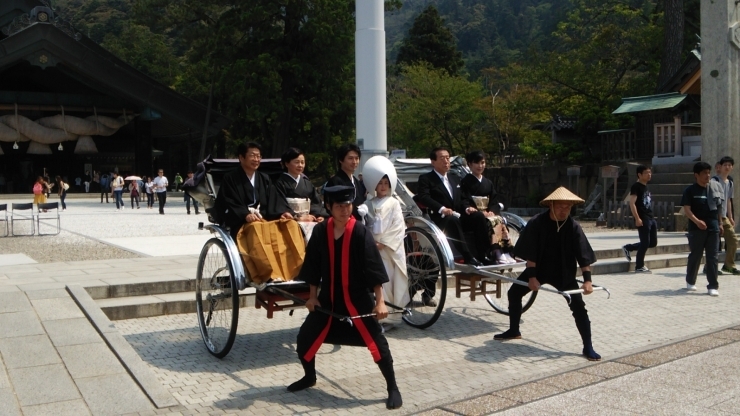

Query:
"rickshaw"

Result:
[[187, 156, 608, 358]]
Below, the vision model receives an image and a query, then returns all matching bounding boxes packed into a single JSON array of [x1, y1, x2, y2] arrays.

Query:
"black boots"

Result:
[[377, 356, 403, 409], [575, 317, 601, 361], [287, 358, 317, 392], [495, 290, 523, 340]]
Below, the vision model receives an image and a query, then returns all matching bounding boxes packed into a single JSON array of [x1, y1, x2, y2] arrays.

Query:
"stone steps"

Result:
[[94, 242, 708, 321]]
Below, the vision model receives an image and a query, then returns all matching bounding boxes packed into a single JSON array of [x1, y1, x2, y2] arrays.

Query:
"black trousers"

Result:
[[186, 195, 199, 213], [507, 268, 589, 330], [296, 312, 392, 364], [100, 187, 109, 202], [157, 192, 167, 213]]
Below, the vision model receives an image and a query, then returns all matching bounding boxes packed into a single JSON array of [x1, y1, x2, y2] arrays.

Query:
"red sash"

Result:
[[303, 217, 381, 362]]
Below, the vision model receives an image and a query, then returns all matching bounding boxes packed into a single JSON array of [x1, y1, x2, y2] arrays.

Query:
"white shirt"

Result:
[[111, 176, 124, 191], [153, 176, 168, 193], [434, 170, 453, 198]]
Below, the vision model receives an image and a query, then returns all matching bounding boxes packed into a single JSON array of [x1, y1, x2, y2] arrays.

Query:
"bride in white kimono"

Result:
[[359, 157, 410, 330]]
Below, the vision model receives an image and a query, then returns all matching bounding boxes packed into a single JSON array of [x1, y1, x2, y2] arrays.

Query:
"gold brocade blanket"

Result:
[[236, 219, 306, 285]]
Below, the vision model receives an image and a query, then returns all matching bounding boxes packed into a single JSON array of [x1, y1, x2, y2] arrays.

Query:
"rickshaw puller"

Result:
[[494, 187, 601, 361], [289, 185, 402, 410]]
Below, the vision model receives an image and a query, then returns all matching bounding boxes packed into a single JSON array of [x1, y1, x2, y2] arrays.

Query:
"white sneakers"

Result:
[[686, 284, 719, 296]]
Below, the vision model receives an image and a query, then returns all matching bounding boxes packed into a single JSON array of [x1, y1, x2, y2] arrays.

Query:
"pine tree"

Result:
[[395, 5, 464, 75]]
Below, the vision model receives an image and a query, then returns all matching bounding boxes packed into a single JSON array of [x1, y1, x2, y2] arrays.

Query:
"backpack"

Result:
[[33, 183, 43, 195]]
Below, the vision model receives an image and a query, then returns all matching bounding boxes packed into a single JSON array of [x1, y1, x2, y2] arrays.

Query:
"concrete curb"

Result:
[[66, 284, 179, 409]]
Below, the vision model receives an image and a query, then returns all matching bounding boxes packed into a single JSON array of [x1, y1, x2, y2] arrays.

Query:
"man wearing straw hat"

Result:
[[494, 187, 601, 361]]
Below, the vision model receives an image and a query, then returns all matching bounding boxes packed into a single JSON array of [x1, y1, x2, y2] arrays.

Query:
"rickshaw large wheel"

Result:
[[196, 237, 239, 358], [402, 227, 446, 329], [483, 270, 537, 315]]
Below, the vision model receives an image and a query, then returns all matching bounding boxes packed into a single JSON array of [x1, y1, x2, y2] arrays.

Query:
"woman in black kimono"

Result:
[[288, 185, 402, 410], [275, 147, 328, 221], [460, 150, 514, 263]]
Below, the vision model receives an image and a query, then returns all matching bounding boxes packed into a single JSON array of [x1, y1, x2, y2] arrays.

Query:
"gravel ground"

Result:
[[0, 195, 202, 263]]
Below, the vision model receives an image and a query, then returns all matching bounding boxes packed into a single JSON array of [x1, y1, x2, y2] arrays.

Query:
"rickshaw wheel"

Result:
[[196, 237, 239, 358], [484, 268, 537, 315], [402, 227, 446, 329]]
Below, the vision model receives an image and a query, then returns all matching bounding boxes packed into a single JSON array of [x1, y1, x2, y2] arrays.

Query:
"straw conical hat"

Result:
[[540, 187, 585, 206]]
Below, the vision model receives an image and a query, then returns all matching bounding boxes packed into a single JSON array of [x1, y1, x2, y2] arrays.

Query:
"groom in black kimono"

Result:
[[215, 142, 292, 239], [289, 185, 402, 410], [494, 187, 601, 361]]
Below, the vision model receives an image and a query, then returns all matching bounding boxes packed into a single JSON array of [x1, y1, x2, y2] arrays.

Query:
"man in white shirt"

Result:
[[153, 169, 169, 215], [110, 172, 125, 210]]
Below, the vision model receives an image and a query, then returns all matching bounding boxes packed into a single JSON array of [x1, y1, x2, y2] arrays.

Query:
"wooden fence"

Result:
[[606, 201, 676, 231]]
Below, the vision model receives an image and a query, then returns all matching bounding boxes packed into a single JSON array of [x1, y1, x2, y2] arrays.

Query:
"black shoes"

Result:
[[421, 294, 437, 307], [493, 329, 522, 341], [481, 257, 497, 266], [287, 376, 316, 392], [582, 346, 601, 361], [466, 257, 483, 267], [387, 389, 403, 409]]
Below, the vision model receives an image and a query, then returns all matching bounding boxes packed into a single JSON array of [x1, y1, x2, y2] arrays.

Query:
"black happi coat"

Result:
[[298, 218, 389, 316], [274, 173, 329, 218], [216, 168, 290, 233], [460, 174, 499, 212], [296, 218, 389, 361], [513, 210, 596, 286]]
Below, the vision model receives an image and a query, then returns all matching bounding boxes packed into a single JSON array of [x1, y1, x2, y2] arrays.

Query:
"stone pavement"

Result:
[[0, 288, 159, 415], [113, 265, 740, 415]]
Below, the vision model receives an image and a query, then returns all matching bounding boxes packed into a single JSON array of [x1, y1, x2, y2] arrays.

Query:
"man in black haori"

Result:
[[325, 143, 367, 220], [288, 185, 402, 409], [494, 187, 602, 361], [215, 142, 292, 239]]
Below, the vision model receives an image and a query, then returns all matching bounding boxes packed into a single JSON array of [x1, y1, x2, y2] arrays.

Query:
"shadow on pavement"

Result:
[[464, 338, 580, 364]]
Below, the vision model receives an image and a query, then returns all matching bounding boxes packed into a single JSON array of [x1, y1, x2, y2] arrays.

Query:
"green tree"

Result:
[[388, 64, 486, 157], [133, 0, 357, 176], [101, 23, 180, 86], [479, 68, 553, 164], [395, 5, 464, 75], [515, 0, 663, 153]]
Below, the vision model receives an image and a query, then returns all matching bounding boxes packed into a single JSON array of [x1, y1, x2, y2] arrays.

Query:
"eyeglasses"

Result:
[[246, 153, 261, 160]]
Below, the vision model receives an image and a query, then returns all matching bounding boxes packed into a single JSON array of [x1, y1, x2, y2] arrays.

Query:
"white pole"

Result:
[[356, 0, 388, 171]]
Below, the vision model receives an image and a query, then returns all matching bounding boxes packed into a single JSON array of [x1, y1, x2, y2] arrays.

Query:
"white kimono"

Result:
[[364, 196, 410, 311]]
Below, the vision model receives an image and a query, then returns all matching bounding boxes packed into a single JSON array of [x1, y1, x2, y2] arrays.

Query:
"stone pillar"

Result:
[[701, 0, 740, 170], [702, 0, 740, 224]]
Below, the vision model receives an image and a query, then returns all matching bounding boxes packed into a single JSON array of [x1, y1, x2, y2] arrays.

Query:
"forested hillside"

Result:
[[386, 0, 573, 74], [45, 0, 700, 172]]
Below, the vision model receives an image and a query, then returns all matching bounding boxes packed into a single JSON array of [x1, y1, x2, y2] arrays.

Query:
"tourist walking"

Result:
[[33, 176, 47, 206], [56, 176, 68, 211], [174, 172, 183, 192], [681, 162, 722, 296], [184, 171, 200, 214], [84, 170, 91, 192], [153, 169, 169, 214], [145, 176, 154, 209], [100, 173, 110, 203], [129, 180, 141, 209], [622, 165, 657, 273], [111, 172, 125, 210], [713, 157, 739, 274]]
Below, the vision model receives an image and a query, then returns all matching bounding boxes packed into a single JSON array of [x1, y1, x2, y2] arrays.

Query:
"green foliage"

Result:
[[101, 23, 180, 86], [395, 5, 464, 75], [388, 64, 486, 157]]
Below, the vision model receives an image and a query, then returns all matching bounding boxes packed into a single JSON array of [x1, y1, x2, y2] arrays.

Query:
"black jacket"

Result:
[[415, 170, 470, 222], [215, 168, 290, 232]]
